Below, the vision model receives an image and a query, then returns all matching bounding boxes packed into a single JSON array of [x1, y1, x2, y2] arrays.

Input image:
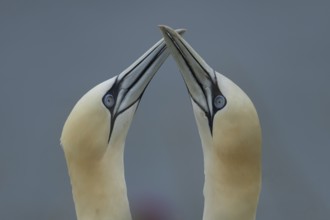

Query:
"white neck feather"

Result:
[[65, 141, 131, 220], [192, 95, 261, 220], [202, 143, 261, 220]]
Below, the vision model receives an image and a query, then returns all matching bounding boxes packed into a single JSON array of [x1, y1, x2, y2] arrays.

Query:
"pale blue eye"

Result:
[[103, 94, 115, 108], [214, 95, 226, 109]]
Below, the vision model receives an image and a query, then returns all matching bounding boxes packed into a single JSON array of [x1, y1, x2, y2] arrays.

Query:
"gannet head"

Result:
[[61, 30, 186, 161], [160, 25, 261, 151], [160, 25, 261, 220]]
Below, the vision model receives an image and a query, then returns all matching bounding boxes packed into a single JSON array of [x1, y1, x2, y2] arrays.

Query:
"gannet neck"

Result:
[[192, 74, 262, 220], [65, 141, 131, 220], [61, 28, 187, 220], [159, 25, 262, 220], [61, 98, 138, 220], [201, 138, 261, 220]]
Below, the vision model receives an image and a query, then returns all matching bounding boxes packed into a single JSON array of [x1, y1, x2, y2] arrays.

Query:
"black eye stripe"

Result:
[[102, 43, 167, 143]]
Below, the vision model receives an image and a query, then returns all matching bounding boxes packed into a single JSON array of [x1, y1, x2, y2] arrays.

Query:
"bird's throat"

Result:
[[65, 144, 131, 220], [202, 142, 261, 220]]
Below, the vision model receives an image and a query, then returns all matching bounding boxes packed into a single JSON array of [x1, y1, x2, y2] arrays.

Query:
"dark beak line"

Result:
[[106, 28, 186, 142], [107, 43, 166, 142], [161, 26, 225, 135], [177, 37, 216, 84], [119, 42, 163, 84], [165, 31, 211, 117], [116, 44, 167, 116]]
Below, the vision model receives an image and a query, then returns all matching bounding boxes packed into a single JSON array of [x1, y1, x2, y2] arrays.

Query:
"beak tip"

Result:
[[158, 25, 186, 35], [158, 24, 169, 31]]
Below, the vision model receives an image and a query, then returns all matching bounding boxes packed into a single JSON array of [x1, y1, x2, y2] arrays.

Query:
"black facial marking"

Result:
[[166, 32, 227, 135], [102, 77, 120, 142], [209, 79, 226, 135], [166, 32, 208, 112], [102, 44, 166, 142]]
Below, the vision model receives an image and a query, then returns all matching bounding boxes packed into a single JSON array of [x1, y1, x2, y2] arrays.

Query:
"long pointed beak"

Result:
[[159, 25, 225, 132], [111, 28, 186, 115]]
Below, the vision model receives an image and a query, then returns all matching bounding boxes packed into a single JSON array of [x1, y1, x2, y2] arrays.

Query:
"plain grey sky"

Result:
[[0, 1, 329, 219]]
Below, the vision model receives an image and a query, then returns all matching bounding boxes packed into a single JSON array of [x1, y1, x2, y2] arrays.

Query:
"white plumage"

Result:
[[160, 25, 262, 220], [61, 30, 185, 220]]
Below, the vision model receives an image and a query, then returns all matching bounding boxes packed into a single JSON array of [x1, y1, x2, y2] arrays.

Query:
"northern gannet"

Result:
[[160, 25, 262, 220], [60, 29, 185, 220]]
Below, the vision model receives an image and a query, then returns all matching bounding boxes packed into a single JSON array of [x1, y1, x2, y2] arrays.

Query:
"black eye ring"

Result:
[[213, 95, 226, 109], [103, 94, 115, 108]]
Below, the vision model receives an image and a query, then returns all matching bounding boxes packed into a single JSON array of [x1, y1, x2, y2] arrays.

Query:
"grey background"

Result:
[[0, 1, 329, 219]]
